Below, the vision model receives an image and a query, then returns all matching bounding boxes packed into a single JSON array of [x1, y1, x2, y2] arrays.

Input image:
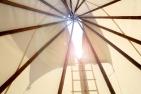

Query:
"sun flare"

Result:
[[67, 18, 83, 59]]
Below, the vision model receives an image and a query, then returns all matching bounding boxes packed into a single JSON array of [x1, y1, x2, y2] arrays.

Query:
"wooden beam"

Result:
[[82, 21, 141, 70], [85, 0, 141, 57], [78, 22, 116, 94], [78, 0, 120, 17], [82, 19, 141, 45], [69, 0, 73, 12], [74, 0, 80, 13], [39, 0, 66, 16], [80, 16, 141, 20], [0, 24, 67, 93], [78, 60, 89, 94], [0, 0, 63, 19], [58, 21, 74, 94], [61, 0, 71, 14], [74, 0, 85, 13], [0, 20, 65, 36]]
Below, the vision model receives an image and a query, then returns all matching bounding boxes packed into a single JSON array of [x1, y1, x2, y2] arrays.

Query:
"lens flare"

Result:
[[67, 19, 83, 59]]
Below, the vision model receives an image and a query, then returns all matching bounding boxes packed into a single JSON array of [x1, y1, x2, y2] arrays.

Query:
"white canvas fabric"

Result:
[[0, 0, 141, 94]]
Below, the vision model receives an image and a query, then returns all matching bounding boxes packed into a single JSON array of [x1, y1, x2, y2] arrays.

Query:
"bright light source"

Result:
[[67, 19, 83, 59]]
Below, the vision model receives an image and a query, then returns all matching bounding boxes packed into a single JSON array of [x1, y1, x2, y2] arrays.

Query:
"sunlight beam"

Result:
[[67, 18, 83, 59]]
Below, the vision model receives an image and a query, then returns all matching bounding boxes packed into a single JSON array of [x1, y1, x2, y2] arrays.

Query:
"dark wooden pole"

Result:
[[0, 20, 65, 36], [0, 24, 67, 93], [58, 21, 74, 94], [82, 21, 141, 70], [78, 22, 116, 94], [0, 0, 63, 19], [80, 16, 141, 20], [78, 0, 120, 17], [82, 19, 141, 45]]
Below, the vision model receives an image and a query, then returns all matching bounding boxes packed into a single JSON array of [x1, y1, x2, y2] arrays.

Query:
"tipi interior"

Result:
[[0, 0, 141, 94]]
